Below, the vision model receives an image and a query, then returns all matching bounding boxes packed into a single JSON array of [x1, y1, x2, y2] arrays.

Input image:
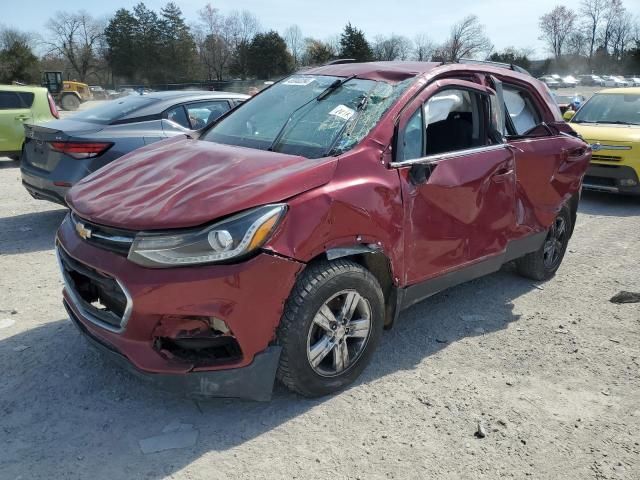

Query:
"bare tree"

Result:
[[227, 10, 260, 50], [566, 30, 588, 57], [283, 24, 304, 67], [438, 15, 492, 62], [611, 11, 633, 59], [372, 34, 412, 61], [580, 0, 607, 62], [195, 4, 232, 81], [539, 6, 577, 59], [45, 11, 104, 82], [599, 0, 630, 57], [413, 33, 435, 61]]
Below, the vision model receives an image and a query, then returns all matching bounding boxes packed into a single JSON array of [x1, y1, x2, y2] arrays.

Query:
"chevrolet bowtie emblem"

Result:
[[75, 222, 92, 240]]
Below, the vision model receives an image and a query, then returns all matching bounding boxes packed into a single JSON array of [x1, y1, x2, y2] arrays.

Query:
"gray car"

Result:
[[20, 90, 248, 205]]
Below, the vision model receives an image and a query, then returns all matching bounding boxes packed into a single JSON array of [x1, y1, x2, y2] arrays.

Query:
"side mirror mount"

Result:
[[563, 110, 576, 121]]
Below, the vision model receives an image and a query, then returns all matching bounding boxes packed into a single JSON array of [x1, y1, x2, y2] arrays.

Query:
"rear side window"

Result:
[[0, 91, 34, 109], [185, 101, 229, 129], [166, 105, 190, 129], [503, 86, 541, 135]]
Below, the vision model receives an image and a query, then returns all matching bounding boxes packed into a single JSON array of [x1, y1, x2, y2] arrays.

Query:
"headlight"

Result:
[[128, 204, 286, 267]]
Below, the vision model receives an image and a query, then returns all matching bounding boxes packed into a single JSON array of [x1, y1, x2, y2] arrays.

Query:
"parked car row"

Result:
[[6, 61, 596, 402], [539, 73, 640, 89]]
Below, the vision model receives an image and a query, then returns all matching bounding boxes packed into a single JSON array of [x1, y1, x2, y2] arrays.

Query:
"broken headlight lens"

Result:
[[128, 204, 286, 267]]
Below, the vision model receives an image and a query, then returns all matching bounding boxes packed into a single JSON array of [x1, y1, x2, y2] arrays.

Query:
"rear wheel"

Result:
[[60, 94, 80, 111], [277, 259, 384, 397], [516, 205, 572, 281]]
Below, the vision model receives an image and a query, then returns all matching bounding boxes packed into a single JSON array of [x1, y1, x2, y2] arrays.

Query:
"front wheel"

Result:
[[516, 205, 572, 281], [276, 259, 384, 397], [60, 94, 80, 111]]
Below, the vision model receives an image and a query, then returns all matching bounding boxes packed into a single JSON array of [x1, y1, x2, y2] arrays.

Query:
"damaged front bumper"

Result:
[[66, 302, 282, 401], [56, 214, 303, 401]]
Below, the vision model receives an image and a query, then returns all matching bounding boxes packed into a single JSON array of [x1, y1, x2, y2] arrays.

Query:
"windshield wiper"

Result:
[[316, 75, 357, 101], [268, 75, 358, 152], [601, 121, 638, 125]]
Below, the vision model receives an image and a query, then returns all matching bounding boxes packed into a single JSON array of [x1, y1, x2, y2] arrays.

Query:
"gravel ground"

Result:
[[1, 131, 639, 478]]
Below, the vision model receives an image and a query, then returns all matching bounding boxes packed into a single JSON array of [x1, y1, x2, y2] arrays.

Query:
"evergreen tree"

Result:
[[104, 9, 138, 81], [159, 2, 196, 82], [247, 31, 293, 79], [339, 23, 372, 62], [0, 29, 38, 84]]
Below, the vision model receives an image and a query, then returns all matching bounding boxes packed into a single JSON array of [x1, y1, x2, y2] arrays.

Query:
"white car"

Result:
[[562, 75, 579, 88], [539, 76, 560, 89], [625, 77, 640, 87], [602, 76, 630, 87]]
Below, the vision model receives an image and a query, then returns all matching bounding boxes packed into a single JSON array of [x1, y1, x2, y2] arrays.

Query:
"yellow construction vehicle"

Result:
[[41, 71, 93, 111]]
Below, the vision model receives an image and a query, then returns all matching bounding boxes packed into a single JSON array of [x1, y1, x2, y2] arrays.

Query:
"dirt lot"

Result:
[[1, 145, 639, 478]]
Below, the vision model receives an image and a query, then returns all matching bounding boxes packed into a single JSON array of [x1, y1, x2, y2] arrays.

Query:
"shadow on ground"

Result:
[[0, 265, 537, 478], [0, 209, 67, 255], [579, 190, 640, 217], [0, 158, 19, 169]]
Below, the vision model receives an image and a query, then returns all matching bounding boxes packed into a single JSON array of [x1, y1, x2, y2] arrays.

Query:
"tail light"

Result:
[[47, 93, 59, 119], [49, 141, 113, 159]]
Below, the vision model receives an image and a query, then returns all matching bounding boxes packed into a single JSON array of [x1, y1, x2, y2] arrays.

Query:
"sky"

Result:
[[3, 0, 640, 59]]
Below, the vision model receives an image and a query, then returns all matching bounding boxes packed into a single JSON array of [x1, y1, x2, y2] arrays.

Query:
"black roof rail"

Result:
[[458, 58, 532, 77], [324, 58, 357, 66]]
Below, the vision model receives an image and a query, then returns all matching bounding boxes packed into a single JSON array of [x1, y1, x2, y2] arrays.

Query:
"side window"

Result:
[[399, 108, 424, 161], [0, 91, 26, 109], [424, 89, 485, 155], [17, 92, 34, 108], [503, 86, 541, 135], [165, 105, 190, 129], [185, 101, 230, 129]]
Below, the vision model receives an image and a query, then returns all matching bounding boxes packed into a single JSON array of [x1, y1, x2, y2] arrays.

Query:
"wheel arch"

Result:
[[306, 245, 400, 329], [567, 191, 580, 237]]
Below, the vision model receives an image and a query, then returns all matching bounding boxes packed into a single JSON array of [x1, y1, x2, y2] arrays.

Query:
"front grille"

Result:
[[591, 154, 622, 162], [58, 245, 129, 331], [584, 175, 616, 187], [71, 213, 135, 256]]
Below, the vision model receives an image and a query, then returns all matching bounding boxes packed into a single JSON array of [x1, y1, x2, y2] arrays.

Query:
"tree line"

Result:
[[1, 0, 639, 87], [538, 0, 639, 74]]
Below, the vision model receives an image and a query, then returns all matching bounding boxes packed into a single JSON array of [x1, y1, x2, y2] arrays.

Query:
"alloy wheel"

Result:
[[543, 216, 567, 270], [306, 290, 372, 377]]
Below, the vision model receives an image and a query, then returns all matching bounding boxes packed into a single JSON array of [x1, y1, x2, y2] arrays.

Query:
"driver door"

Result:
[[392, 79, 517, 295]]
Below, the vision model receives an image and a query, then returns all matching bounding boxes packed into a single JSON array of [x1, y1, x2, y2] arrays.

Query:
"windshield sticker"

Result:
[[283, 76, 316, 86], [329, 105, 355, 121]]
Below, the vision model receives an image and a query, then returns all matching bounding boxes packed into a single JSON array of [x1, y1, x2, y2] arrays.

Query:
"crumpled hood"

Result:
[[67, 136, 337, 230]]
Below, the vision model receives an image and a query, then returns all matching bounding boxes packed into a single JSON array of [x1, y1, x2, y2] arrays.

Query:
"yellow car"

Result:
[[568, 87, 640, 195], [0, 85, 59, 161]]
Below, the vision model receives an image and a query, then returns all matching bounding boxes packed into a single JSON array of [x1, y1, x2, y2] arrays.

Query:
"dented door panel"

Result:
[[509, 135, 590, 235], [399, 146, 516, 285]]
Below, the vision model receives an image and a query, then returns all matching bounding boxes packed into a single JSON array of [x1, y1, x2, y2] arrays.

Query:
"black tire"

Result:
[[516, 205, 572, 281], [276, 259, 384, 397], [61, 94, 80, 111]]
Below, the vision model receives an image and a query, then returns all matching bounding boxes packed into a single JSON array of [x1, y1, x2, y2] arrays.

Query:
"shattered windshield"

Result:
[[202, 75, 412, 159]]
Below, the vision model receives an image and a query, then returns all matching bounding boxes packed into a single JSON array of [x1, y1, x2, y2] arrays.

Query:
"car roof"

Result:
[[304, 61, 442, 83], [0, 84, 48, 93], [119, 90, 249, 121], [597, 87, 640, 95], [145, 90, 248, 101]]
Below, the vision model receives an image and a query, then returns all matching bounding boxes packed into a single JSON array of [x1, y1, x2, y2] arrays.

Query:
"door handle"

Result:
[[15, 114, 30, 121], [561, 147, 587, 162], [491, 167, 514, 182]]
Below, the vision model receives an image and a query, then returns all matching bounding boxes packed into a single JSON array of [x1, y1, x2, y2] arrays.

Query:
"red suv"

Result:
[[56, 62, 590, 400]]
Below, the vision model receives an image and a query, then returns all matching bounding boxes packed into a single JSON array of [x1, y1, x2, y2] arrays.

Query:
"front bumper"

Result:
[[583, 164, 640, 195], [57, 214, 303, 400]]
